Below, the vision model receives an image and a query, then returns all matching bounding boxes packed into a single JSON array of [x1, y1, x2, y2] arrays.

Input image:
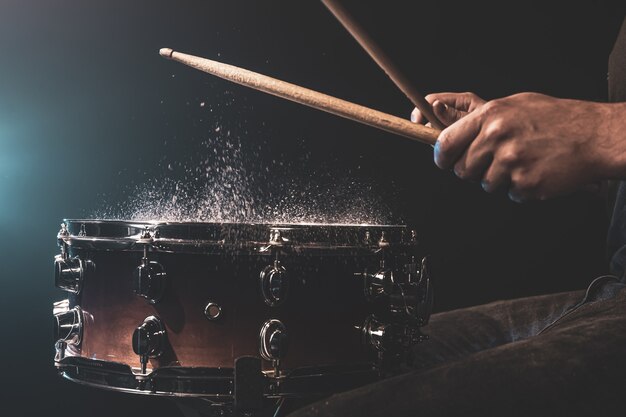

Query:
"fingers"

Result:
[[433, 100, 467, 126], [481, 159, 510, 194], [425, 92, 484, 112], [433, 110, 482, 169], [410, 107, 424, 124], [452, 140, 493, 182], [410, 92, 484, 126]]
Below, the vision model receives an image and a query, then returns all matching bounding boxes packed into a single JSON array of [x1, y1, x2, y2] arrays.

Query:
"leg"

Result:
[[412, 289, 584, 369], [289, 286, 626, 417]]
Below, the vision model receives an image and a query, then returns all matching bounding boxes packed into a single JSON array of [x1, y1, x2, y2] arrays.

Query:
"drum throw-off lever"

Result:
[[132, 316, 166, 374], [133, 243, 167, 304]]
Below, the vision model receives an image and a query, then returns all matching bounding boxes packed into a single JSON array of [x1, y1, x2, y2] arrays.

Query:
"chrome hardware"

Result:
[[259, 319, 288, 375], [78, 223, 86, 237], [204, 302, 222, 320], [269, 228, 286, 244], [54, 255, 93, 294], [133, 245, 166, 304], [395, 255, 434, 325], [58, 223, 69, 237], [360, 265, 395, 301], [259, 260, 289, 306], [138, 226, 155, 243], [53, 302, 83, 346], [53, 298, 70, 315], [132, 316, 166, 374], [56, 356, 377, 399], [234, 356, 264, 414], [410, 229, 418, 243], [362, 315, 427, 353], [357, 256, 434, 325], [414, 256, 434, 325], [362, 315, 391, 352], [57, 223, 70, 258], [378, 231, 389, 247], [55, 339, 67, 362]]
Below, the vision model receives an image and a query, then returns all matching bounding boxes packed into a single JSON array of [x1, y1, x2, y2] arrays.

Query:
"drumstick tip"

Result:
[[159, 48, 174, 59]]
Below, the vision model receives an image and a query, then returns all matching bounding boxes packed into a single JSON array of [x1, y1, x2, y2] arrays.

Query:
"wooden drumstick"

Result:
[[159, 48, 439, 146], [321, 0, 445, 131]]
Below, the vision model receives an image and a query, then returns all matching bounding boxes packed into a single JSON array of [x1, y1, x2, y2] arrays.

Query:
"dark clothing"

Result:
[[291, 280, 626, 417], [290, 16, 626, 417]]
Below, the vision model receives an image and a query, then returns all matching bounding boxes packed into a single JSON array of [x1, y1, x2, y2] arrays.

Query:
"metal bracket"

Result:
[[234, 356, 264, 415]]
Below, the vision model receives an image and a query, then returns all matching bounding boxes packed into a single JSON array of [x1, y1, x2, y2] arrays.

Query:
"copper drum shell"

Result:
[[74, 248, 379, 373]]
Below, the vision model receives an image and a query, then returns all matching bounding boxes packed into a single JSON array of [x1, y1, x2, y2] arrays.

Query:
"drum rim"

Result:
[[58, 218, 417, 252], [56, 356, 379, 399], [62, 219, 409, 228]]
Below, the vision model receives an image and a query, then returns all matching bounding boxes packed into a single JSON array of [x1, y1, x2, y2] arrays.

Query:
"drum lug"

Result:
[[395, 255, 434, 325], [362, 315, 428, 350], [53, 300, 83, 347], [54, 255, 94, 294], [132, 316, 166, 374], [361, 315, 427, 371], [357, 256, 434, 325], [259, 319, 288, 376], [259, 260, 289, 307], [358, 263, 395, 301], [414, 256, 434, 325], [133, 245, 166, 304]]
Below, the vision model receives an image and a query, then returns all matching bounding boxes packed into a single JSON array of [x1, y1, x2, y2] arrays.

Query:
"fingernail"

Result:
[[410, 108, 418, 123], [433, 140, 441, 166], [508, 190, 523, 203], [481, 180, 490, 192]]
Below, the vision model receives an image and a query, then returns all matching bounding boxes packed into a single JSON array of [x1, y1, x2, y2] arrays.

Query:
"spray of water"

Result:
[[94, 91, 393, 225]]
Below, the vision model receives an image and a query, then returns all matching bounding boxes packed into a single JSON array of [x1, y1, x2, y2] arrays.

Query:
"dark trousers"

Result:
[[289, 277, 626, 417]]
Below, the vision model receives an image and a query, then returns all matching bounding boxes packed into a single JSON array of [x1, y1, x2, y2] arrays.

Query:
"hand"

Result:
[[412, 92, 626, 202], [411, 92, 486, 127]]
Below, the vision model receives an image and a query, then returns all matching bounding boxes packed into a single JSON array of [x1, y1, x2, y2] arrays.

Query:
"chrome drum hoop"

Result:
[[55, 357, 378, 399], [58, 219, 418, 254]]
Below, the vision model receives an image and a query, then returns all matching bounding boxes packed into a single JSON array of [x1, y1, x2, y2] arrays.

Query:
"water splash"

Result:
[[94, 92, 393, 225]]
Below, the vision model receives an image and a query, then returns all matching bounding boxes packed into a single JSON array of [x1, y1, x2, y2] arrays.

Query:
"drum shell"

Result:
[[71, 247, 384, 373]]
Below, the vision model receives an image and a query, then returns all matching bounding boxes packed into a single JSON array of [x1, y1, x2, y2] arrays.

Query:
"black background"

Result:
[[0, 1, 624, 416]]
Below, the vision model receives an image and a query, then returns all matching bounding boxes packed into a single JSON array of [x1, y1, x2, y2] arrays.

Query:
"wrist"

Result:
[[600, 102, 626, 179]]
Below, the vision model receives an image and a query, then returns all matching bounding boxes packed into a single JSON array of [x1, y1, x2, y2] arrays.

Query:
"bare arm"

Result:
[[412, 92, 626, 202]]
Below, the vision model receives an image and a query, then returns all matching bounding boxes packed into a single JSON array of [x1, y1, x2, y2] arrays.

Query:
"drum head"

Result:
[[59, 219, 416, 253]]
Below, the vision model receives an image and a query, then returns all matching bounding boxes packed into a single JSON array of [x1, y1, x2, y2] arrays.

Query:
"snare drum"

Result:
[[53, 220, 432, 413]]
